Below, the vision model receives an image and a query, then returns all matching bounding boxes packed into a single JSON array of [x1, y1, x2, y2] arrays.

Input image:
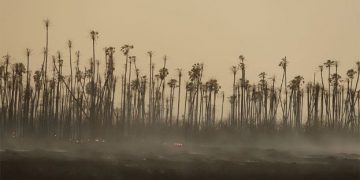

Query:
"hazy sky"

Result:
[[1, 0, 359, 108]]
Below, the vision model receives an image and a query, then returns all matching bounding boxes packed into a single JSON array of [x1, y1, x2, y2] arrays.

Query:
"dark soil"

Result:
[[1, 141, 359, 180]]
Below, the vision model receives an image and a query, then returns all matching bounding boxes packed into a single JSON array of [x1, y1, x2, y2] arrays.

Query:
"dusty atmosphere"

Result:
[[1, 0, 360, 179], [1, 132, 360, 180]]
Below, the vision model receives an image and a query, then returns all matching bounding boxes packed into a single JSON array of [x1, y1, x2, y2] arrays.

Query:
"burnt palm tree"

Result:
[[239, 55, 246, 127], [231, 65, 238, 127], [1, 54, 10, 133], [127, 56, 136, 126], [43, 19, 50, 81], [41, 19, 50, 136], [12, 62, 26, 136], [89, 30, 99, 139], [67, 40, 74, 136], [159, 57, 169, 123], [319, 65, 325, 126], [188, 63, 203, 128], [288, 75, 304, 128], [120, 44, 133, 128], [176, 68, 182, 126], [324, 59, 335, 127], [167, 78, 177, 126], [258, 72, 267, 126], [147, 51, 153, 124], [24, 49, 32, 133], [184, 81, 195, 127], [220, 91, 225, 125], [205, 79, 220, 127], [67, 40, 74, 94], [279, 56, 288, 128], [346, 68, 357, 128]]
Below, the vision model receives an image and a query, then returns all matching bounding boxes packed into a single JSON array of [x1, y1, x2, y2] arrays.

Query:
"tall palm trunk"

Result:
[[176, 70, 182, 126], [122, 55, 128, 128], [221, 92, 224, 125], [43, 20, 50, 136], [284, 65, 288, 128], [212, 91, 217, 126], [327, 64, 331, 127], [68, 41, 73, 136], [25, 49, 31, 133], [90, 31, 98, 139], [148, 52, 153, 125], [183, 88, 188, 126], [241, 68, 245, 127], [231, 67, 237, 127]]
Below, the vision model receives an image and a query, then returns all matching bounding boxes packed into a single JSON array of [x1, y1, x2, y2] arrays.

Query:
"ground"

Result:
[[1, 135, 359, 180]]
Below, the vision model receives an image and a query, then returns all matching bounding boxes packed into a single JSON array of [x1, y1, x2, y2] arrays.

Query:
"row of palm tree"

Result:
[[228, 56, 360, 133], [0, 20, 359, 141]]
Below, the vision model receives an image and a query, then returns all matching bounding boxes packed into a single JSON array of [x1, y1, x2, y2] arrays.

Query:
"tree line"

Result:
[[0, 20, 359, 142]]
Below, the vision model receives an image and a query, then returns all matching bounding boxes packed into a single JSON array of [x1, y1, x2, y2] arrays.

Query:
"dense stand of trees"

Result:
[[0, 20, 359, 141], [228, 57, 360, 133]]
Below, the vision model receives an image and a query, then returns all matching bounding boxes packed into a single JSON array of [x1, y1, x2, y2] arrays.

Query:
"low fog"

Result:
[[2, 131, 360, 164], [1, 130, 359, 180]]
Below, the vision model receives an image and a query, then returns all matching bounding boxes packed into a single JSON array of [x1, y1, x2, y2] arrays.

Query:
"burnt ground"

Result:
[[1, 136, 360, 180]]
